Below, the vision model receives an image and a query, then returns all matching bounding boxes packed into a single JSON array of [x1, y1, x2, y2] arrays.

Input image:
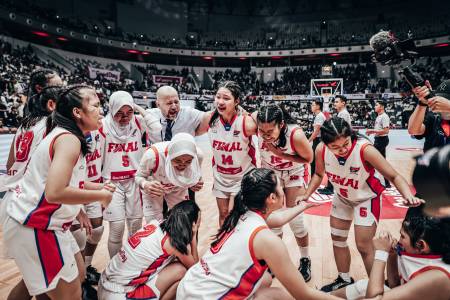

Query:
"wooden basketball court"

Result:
[[0, 143, 420, 298]]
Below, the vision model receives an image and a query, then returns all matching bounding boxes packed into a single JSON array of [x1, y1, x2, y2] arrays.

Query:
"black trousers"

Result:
[[374, 136, 390, 186]]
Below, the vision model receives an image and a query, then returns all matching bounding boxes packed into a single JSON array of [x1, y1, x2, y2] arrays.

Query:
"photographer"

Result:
[[408, 80, 450, 151]]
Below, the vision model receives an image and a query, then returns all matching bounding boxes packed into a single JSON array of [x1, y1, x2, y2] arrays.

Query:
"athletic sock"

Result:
[[299, 247, 309, 258], [339, 272, 352, 282]]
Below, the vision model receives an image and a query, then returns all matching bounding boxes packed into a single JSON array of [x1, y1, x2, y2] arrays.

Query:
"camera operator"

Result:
[[408, 80, 450, 151]]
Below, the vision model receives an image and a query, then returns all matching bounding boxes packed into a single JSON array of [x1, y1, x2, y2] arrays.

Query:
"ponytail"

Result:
[[211, 168, 278, 247]]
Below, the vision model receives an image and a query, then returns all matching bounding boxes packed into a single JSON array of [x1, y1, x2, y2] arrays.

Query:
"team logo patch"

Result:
[[349, 166, 360, 174], [233, 130, 240, 136]]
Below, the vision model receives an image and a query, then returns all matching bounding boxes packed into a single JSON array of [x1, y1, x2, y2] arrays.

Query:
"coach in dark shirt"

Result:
[[408, 80, 450, 151]]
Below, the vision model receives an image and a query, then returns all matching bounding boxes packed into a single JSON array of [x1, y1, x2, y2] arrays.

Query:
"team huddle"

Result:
[[0, 69, 449, 300]]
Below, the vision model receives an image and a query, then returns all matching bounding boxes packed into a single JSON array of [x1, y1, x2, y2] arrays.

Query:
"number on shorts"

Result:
[[211, 229, 235, 254], [339, 188, 348, 198], [128, 224, 157, 249], [221, 154, 234, 165], [87, 165, 98, 178], [360, 207, 368, 218], [122, 155, 130, 167]]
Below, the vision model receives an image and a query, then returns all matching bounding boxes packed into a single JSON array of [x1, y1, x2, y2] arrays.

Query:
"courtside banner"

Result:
[[152, 75, 183, 85], [88, 67, 121, 81]]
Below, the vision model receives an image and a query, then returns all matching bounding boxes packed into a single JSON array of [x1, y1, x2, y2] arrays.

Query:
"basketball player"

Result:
[[136, 132, 203, 223], [253, 104, 314, 281], [195, 81, 257, 226], [176, 168, 339, 300], [100, 91, 160, 258], [2, 85, 114, 300], [298, 117, 423, 292], [98, 201, 201, 300], [334, 206, 450, 300]]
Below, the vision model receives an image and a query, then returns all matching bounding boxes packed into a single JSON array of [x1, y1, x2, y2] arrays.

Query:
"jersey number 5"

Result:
[[122, 155, 130, 167]]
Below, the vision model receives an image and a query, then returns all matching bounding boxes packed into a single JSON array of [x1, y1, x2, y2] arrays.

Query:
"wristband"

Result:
[[374, 250, 389, 262], [418, 101, 428, 107]]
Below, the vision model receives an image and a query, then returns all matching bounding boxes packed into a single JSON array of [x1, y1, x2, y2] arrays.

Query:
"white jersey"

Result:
[[3, 118, 47, 191], [6, 127, 85, 231], [208, 115, 256, 193], [100, 118, 144, 181], [102, 220, 174, 292], [398, 252, 450, 284], [85, 130, 103, 183], [323, 138, 385, 204], [177, 210, 268, 299], [259, 124, 305, 172]]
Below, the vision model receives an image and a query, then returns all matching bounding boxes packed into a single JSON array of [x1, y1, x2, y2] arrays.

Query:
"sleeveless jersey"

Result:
[[3, 118, 47, 190], [259, 124, 305, 172], [323, 138, 385, 204], [100, 118, 144, 181], [177, 210, 268, 300], [85, 130, 103, 183], [208, 115, 256, 192], [398, 252, 450, 284], [103, 220, 174, 294], [6, 127, 85, 231]]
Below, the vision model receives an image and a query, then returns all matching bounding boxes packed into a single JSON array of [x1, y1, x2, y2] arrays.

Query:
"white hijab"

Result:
[[104, 91, 135, 142], [165, 133, 201, 188]]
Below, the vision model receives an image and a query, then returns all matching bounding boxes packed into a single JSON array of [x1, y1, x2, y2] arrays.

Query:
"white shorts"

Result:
[[98, 272, 160, 300], [3, 216, 80, 296], [212, 186, 238, 199], [103, 179, 143, 222], [85, 201, 103, 219], [143, 188, 189, 222], [273, 167, 309, 189], [331, 194, 382, 227]]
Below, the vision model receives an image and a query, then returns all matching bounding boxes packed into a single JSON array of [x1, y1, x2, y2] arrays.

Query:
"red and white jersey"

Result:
[[323, 138, 385, 204], [103, 220, 174, 290], [3, 118, 47, 190], [6, 127, 85, 231], [208, 115, 256, 192], [85, 130, 103, 183], [259, 125, 305, 172], [100, 118, 144, 181], [177, 210, 268, 300], [398, 252, 450, 284]]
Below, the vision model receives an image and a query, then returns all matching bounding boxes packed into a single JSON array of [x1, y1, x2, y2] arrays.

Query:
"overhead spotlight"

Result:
[[107, 25, 111, 30], [56, 15, 60, 19], [133, 42, 137, 46], [9, 13, 16, 20], [26, 19, 32, 25], [56, 27, 62, 33], [94, 25, 98, 30], [140, 34, 144, 38]]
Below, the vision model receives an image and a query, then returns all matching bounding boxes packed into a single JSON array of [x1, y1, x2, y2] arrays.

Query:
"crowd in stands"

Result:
[[2, 1, 449, 51], [0, 39, 449, 134]]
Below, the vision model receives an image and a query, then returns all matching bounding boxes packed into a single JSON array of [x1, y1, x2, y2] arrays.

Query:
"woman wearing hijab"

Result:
[[136, 133, 204, 223], [100, 91, 160, 258]]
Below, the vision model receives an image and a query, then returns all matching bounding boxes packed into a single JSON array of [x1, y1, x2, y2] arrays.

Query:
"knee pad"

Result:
[[289, 214, 308, 238], [332, 240, 348, 248], [109, 220, 125, 243], [271, 226, 283, 236], [72, 228, 87, 251], [87, 225, 104, 245], [345, 279, 369, 300], [127, 218, 142, 236], [330, 227, 349, 238]]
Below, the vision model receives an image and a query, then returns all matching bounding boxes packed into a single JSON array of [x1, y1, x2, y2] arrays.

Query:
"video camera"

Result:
[[369, 30, 434, 99]]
